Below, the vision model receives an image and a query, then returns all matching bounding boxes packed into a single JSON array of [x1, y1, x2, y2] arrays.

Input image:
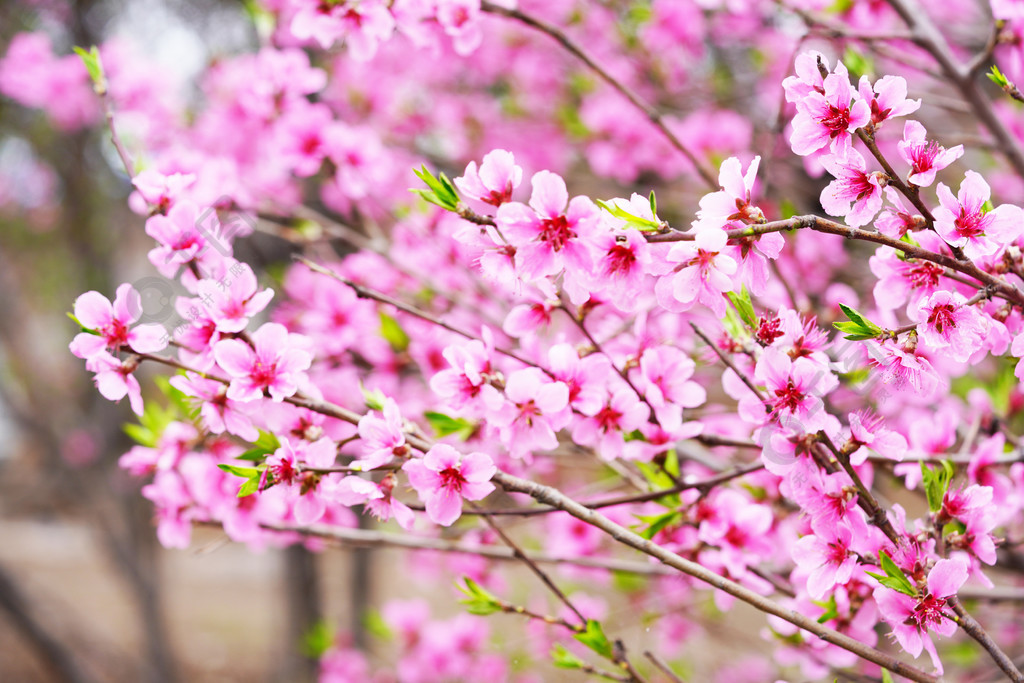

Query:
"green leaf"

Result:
[[989, 65, 1010, 88], [300, 619, 335, 658], [218, 463, 260, 479], [73, 45, 106, 93], [881, 669, 894, 683], [833, 303, 883, 340], [457, 577, 503, 616], [636, 510, 682, 540], [236, 429, 282, 462], [551, 643, 585, 670], [867, 551, 917, 597], [124, 423, 157, 448], [424, 411, 476, 440], [363, 609, 392, 640], [379, 312, 410, 352], [648, 190, 657, 217], [726, 287, 757, 329], [412, 165, 460, 211], [236, 476, 261, 498], [921, 460, 955, 513], [361, 384, 388, 412], [67, 311, 99, 334], [574, 619, 613, 660], [595, 198, 662, 232]]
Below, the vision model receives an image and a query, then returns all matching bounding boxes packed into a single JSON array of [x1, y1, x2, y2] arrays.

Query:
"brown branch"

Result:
[[643, 651, 685, 683], [491, 470, 938, 683], [949, 596, 1024, 682]]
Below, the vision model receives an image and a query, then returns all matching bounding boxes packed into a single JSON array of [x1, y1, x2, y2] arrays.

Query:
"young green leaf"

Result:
[[457, 577, 503, 616], [424, 411, 477, 440], [73, 45, 106, 94], [551, 643, 585, 670], [989, 65, 1010, 88], [833, 303, 883, 340], [921, 460, 955, 513], [379, 311, 411, 352], [866, 551, 918, 597], [573, 619, 614, 660], [726, 287, 757, 329]]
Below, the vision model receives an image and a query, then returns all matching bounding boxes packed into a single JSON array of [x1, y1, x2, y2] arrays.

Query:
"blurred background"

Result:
[[0, 2, 349, 680]]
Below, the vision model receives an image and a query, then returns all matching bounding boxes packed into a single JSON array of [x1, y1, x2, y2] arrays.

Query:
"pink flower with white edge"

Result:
[[429, 335, 503, 417], [654, 226, 738, 317], [867, 339, 942, 397], [495, 170, 599, 281], [782, 50, 827, 103], [910, 290, 988, 363], [875, 557, 968, 674], [897, 120, 963, 188], [70, 283, 169, 359], [791, 523, 858, 600], [213, 322, 313, 402], [455, 149, 522, 207], [933, 171, 1024, 259], [403, 444, 495, 526], [195, 261, 275, 334], [790, 62, 870, 159], [356, 397, 409, 470], [86, 351, 145, 415], [819, 149, 885, 227], [754, 347, 837, 432], [489, 368, 570, 459], [145, 201, 224, 278], [857, 74, 920, 127], [692, 156, 764, 231]]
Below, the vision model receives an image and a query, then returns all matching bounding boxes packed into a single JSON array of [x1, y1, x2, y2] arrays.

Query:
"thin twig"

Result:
[[949, 597, 1024, 682], [643, 651, 685, 683], [480, 1, 718, 190]]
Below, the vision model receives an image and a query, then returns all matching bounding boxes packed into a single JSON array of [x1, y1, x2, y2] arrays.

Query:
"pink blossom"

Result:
[[692, 156, 764, 231], [86, 351, 145, 415], [436, 0, 483, 56], [791, 524, 858, 599], [546, 343, 611, 416], [654, 227, 738, 317], [290, 0, 396, 60], [790, 62, 870, 159], [933, 171, 1024, 259], [857, 75, 920, 127], [213, 322, 313, 402], [490, 368, 570, 458], [875, 187, 922, 238], [753, 348, 837, 432], [897, 120, 963, 188], [725, 231, 784, 297], [589, 228, 652, 312], [635, 345, 706, 431], [265, 437, 338, 524], [195, 261, 275, 334], [910, 291, 988, 362], [495, 170, 599, 281], [571, 387, 651, 461], [782, 51, 827, 103], [819, 149, 884, 227], [132, 170, 196, 213], [403, 444, 495, 526], [867, 340, 942, 396], [274, 101, 334, 177], [70, 284, 169, 359], [429, 336, 503, 417], [847, 410, 908, 464], [875, 557, 968, 673], [454, 149, 522, 207], [145, 201, 224, 278], [356, 397, 409, 470], [333, 473, 415, 530], [169, 372, 258, 441]]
